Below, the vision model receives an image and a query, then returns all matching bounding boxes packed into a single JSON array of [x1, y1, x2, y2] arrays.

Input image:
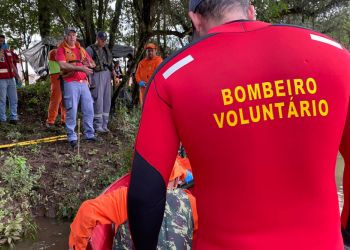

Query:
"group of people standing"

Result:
[[0, 26, 164, 148], [46, 27, 100, 147], [46, 27, 163, 147]]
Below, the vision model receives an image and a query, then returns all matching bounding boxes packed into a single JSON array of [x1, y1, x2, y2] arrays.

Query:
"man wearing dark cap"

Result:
[[86, 31, 115, 133], [127, 0, 350, 249]]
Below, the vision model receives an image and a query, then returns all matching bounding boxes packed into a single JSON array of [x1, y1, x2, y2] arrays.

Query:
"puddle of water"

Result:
[[0, 217, 70, 250]]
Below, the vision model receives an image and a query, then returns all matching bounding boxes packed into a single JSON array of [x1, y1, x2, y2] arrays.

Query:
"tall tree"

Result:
[[38, 0, 52, 38], [75, 0, 96, 46], [0, 0, 38, 84], [108, 0, 124, 49]]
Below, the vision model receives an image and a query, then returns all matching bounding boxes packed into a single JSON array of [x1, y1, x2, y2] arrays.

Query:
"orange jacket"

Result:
[[69, 157, 196, 250], [135, 55, 163, 84], [57, 41, 91, 81], [48, 49, 57, 61], [58, 41, 88, 64], [69, 187, 197, 250], [69, 187, 128, 250]]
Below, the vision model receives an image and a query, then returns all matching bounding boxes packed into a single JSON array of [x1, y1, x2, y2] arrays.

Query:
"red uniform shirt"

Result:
[[128, 21, 350, 250], [0, 49, 16, 79], [56, 46, 92, 82]]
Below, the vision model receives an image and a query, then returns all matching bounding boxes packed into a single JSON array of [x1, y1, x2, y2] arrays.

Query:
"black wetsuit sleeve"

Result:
[[127, 78, 179, 249], [127, 152, 166, 250]]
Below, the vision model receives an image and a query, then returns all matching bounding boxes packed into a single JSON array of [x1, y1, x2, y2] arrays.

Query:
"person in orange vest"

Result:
[[135, 43, 163, 107], [46, 48, 66, 127], [56, 27, 97, 148], [0, 38, 19, 125], [68, 157, 197, 250]]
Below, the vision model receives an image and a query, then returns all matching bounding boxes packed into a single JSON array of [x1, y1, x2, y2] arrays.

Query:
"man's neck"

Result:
[[204, 12, 248, 34], [95, 43, 104, 49]]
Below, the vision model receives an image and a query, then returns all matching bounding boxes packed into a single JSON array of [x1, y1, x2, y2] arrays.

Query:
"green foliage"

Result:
[[0, 155, 43, 246], [0, 0, 38, 49], [0, 188, 25, 246], [255, 1, 289, 22], [54, 108, 140, 220], [28, 144, 41, 154], [253, 0, 350, 47], [56, 192, 81, 219], [65, 155, 90, 171], [100, 107, 140, 181], [6, 130, 22, 142], [87, 148, 99, 156], [114, 106, 140, 142], [116, 144, 134, 177], [2, 155, 44, 199], [17, 79, 50, 122]]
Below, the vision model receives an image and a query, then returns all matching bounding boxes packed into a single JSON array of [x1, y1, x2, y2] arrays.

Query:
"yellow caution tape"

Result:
[[0, 135, 67, 149]]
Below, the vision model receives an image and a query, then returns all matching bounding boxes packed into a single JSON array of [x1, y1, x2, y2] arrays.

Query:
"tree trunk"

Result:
[[75, 0, 96, 46], [108, 0, 124, 50], [97, 0, 104, 31], [128, 0, 157, 107], [157, 11, 161, 51], [162, 5, 167, 57], [38, 0, 51, 38]]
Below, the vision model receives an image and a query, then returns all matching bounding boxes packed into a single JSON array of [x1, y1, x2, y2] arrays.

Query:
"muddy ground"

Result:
[[0, 81, 137, 220]]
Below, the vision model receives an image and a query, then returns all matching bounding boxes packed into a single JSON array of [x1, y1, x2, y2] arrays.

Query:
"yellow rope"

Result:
[[0, 135, 67, 149]]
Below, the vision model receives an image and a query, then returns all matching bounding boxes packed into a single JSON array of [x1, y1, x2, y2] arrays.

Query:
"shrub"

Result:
[[17, 80, 50, 122], [0, 155, 44, 246]]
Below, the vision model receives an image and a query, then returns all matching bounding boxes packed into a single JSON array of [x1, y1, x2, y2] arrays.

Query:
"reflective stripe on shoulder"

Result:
[[0, 69, 9, 73], [162, 55, 194, 80], [310, 34, 343, 50]]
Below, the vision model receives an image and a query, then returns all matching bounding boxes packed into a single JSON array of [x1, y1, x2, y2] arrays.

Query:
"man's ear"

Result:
[[247, 4, 256, 20], [189, 11, 202, 33]]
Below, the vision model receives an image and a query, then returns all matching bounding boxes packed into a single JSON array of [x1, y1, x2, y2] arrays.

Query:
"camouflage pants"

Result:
[[113, 189, 194, 250]]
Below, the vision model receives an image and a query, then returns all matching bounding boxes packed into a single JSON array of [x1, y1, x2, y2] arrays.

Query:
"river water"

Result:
[[0, 217, 70, 250], [1, 154, 346, 250]]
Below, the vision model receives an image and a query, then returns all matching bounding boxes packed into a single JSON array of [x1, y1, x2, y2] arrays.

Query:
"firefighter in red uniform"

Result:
[[127, 0, 350, 249], [0, 43, 18, 124]]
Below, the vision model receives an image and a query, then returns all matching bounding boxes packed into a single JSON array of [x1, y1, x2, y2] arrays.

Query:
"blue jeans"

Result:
[[63, 81, 95, 141], [0, 78, 18, 122]]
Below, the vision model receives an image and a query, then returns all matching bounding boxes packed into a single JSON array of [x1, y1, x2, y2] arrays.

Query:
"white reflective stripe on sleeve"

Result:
[[310, 34, 343, 50], [163, 55, 194, 79], [94, 114, 103, 118], [102, 113, 109, 117], [0, 68, 9, 73]]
